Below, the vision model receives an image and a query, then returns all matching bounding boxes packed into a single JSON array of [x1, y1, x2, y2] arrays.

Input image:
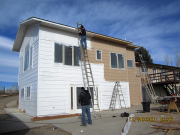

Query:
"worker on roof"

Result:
[[79, 25, 87, 49]]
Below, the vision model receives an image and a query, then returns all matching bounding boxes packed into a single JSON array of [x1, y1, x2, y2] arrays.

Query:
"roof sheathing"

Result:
[[12, 17, 139, 52]]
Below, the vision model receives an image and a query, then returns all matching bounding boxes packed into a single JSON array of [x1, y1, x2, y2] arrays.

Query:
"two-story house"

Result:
[[12, 17, 141, 117]]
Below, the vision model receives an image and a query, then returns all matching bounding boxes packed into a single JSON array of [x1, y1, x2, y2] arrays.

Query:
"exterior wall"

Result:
[[18, 24, 39, 116], [136, 65, 168, 98], [37, 25, 130, 116], [89, 39, 141, 105]]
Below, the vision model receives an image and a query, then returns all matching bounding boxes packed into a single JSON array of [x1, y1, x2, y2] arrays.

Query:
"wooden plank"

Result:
[[151, 125, 179, 130], [166, 130, 175, 135]]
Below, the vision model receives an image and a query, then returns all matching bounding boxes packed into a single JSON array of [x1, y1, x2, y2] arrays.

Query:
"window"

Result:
[[71, 87, 73, 110], [110, 53, 124, 69], [74, 46, 81, 66], [55, 43, 63, 63], [23, 41, 33, 72], [161, 69, 166, 76], [27, 87, 30, 98], [65, 46, 72, 65], [111, 53, 117, 68], [24, 43, 29, 71], [54, 44, 81, 66], [152, 68, 157, 80], [141, 67, 148, 73], [30, 46, 33, 67], [21, 88, 24, 98], [127, 60, 133, 68], [96, 50, 102, 60]]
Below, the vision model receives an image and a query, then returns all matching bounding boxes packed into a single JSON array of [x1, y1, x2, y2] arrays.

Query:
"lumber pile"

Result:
[[151, 125, 179, 135]]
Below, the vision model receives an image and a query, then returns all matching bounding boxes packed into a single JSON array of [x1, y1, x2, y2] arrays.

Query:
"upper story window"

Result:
[[24, 43, 29, 71], [110, 53, 124, 69], [141, 67, 148, 73], [74, 46, 81, 66], [23, 41, 33, 72], [54, 43, 81, 66], [96, 50, 102, 60], [161, 69, 166, 76], [55, 43, 63, 63], [127, 60, 133, 68]]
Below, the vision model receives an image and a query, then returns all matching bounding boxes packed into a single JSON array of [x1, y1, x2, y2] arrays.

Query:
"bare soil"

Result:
[[1, 124, 72, 135], [0, 93, 18, 120]]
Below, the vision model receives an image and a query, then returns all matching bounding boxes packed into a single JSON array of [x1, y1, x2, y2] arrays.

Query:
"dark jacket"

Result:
[[78, 89, 91, 106], [79, 28, 86, 37]]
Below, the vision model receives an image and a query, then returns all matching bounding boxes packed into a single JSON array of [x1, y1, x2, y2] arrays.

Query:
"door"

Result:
[[70, 85, 98, 114]]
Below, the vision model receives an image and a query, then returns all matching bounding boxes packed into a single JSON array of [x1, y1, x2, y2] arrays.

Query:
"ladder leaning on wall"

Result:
[[109, 81, 126, 111], [139, 54, 158, 103], [77, 22, 101, 118]]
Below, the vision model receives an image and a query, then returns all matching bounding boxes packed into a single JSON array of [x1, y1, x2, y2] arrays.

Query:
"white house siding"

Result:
[[37, 25, 130, 116], [18, 24, 39, 116]]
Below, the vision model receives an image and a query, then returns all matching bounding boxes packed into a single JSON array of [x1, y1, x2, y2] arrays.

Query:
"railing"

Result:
[[149, 70, 180, 84]]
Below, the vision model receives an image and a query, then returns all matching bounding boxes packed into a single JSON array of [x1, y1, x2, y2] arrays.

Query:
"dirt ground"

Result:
[[1, 124, 72, 135], [0, 93, 18, 121], [0, 94, 73, 135]]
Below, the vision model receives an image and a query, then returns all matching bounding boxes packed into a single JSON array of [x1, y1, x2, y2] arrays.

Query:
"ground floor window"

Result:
[[21, 88, 24, 98], [27, 86, 31, 98]]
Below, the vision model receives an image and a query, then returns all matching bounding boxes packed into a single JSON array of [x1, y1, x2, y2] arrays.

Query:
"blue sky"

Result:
[[0, 0, 180, 83]]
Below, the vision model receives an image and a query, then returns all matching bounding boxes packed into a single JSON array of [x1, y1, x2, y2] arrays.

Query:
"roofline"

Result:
[[135, 62, 180, 70], [12, 17, 139, 52]]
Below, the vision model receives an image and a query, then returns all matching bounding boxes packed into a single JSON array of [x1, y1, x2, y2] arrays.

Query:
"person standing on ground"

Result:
[[78, 87, 92, 126], [78, 25, 87, 49]]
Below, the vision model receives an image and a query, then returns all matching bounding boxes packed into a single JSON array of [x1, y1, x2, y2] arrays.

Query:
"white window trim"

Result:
[[26, 86, 31, 100], [110, 52, 125, 70], [96, 49, 102, 61], [21, 88, 25, 99], [29, 45, 33, 69], [23, 40, 34, 72], [127, 59, 133, 68]]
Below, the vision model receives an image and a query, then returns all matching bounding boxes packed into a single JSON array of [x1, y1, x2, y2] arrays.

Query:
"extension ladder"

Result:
[[139, 54, 158, 102], [77, 22, 101, 117], [109, 82, 126, 111]]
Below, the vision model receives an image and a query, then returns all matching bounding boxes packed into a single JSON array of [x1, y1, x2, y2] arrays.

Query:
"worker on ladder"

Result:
[[78, 25, 87, 49]]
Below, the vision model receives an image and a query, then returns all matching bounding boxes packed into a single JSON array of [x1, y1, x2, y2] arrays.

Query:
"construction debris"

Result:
[[151, 125, 179, 130]]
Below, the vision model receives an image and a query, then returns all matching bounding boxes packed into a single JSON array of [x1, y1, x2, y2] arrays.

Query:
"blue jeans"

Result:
[[81, 36, 87, 48], [81, 105, 92, 126]]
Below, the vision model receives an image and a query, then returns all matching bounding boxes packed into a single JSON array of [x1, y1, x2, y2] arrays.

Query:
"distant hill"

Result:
[[0, 81, 18, 88]]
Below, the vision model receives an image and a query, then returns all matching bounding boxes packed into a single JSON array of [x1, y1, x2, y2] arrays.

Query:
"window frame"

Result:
[[127, 59, 133, 68], [96, 49, 102, 61], [54, 43, 81, 67], [21, 88, 24, 99], [110, 52, 125, 70], [26, 86, 31, 99], [24, 41, 30, 72], [54, 43, 63, 64], [23, 40, 33, 73], [141, 67, 148, 73]]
